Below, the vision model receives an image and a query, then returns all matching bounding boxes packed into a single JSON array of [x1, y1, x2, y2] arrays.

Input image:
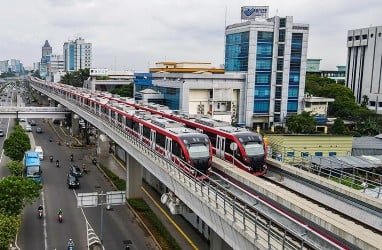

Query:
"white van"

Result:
[[35, 146, 44, 160]]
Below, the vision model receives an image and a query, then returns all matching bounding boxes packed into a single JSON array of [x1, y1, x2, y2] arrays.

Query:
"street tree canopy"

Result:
[[0, 213, 20, 249], [0, 176, 41, 216], [3, 125, 30, 161], [6, 161, 23, 176], [286, 112, 316, 134]]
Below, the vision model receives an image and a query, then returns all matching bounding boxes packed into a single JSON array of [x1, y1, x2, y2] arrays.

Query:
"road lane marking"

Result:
[[42, 190, 48, 250], [141, 187, 199, 250]]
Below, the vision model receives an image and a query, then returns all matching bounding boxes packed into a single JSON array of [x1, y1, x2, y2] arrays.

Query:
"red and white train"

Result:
[[31, 77, 212, 179], [30, 77, 266, 176]]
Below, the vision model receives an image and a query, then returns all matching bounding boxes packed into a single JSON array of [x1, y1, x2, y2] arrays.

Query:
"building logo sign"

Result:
[[241, 6, 269, 20], [90, 68, 108, 76]]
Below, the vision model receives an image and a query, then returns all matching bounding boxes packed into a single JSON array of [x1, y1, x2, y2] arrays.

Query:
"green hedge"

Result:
[[99, 163, 126, 190]]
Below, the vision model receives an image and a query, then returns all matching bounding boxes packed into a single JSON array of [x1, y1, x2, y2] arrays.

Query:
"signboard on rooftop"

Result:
[[241, 6, 269, 20], [90, 68, 108, 76]]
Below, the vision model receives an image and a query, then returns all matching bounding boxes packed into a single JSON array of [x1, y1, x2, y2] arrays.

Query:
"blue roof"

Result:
[[25, 151, 40, 166]]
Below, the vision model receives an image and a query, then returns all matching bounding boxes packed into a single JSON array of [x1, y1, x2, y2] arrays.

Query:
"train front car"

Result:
[[234, 131, 267, 176], [179, 132, 212, 178]]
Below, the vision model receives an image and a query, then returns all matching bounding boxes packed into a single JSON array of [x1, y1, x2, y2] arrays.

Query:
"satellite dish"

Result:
[[230, 142, 238, 151]]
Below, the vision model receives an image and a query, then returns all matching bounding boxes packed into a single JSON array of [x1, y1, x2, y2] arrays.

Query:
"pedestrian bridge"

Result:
[[0, 106, 70, 119]]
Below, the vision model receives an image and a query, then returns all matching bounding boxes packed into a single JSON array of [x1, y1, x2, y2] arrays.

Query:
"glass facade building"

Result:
[[225, 16, 309, 128]]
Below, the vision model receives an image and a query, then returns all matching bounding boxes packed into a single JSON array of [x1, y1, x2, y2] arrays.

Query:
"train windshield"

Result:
[[187, 143, 210, 159], [243, 142, 264, 156]]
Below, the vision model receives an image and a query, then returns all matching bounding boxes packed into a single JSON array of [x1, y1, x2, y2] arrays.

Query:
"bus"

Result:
[[24, 151, 42, 183]]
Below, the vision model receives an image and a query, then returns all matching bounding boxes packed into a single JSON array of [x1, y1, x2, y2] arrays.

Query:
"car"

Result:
[[36, 127, 42, 133], [0, 129, 4, 137], [67, 173, 80, 189], [25, 125, 32, 132], [19, 118, 26, 122], [69, 165, 82, 177], [30, 120, 36, 126]]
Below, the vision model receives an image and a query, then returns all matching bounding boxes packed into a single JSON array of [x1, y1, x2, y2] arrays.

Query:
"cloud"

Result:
[[1, 0, 381, 72]]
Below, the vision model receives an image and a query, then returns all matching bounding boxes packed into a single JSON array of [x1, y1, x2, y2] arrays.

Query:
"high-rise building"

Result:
[[346, 26, 382, 113], [225, 13, 309, 129], [0, 60, 9, 74], [42, 40, 52, 57], [63, 37, 92, 71]]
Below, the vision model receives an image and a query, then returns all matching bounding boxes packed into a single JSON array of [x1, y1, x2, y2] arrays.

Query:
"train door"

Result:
[[150, 130, 156, 150], [138, 124, 143, 140], [165, 137, 172, 160], [216, 135, 225, 159]]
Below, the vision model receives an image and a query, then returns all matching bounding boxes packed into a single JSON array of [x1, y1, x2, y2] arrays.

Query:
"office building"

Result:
[[63, 37, 92, 71], [42, 40, 52, 57], [346, 26, 382, 113], [0, 60, 8, 74], [225, 12, 309, 129]]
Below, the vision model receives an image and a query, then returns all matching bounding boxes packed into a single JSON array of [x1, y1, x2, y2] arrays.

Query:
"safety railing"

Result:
[[30, 81, 344, 249]]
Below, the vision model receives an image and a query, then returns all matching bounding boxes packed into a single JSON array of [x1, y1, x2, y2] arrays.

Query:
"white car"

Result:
[[25, 125, 32, 132]]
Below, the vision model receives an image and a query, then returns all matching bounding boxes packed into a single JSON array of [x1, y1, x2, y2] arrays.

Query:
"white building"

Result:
[[63, 37, 92, 72], [346, 26, 382, 113]]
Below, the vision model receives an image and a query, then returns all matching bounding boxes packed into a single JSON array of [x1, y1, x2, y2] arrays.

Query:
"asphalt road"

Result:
[[13, 121, 158, 247]]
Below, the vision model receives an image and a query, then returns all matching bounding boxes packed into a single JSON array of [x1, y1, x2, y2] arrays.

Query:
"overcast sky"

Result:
[[1, 0, 381, 71]]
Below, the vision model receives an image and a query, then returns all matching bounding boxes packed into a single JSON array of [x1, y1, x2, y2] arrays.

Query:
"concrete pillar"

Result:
[[210, 230, 232, 250], [49, 98, 55, 107], [41, 95, 49, 106], [126, 152, 142, 198], [97, 134, 110, 159], [71, 113, 79, 136]]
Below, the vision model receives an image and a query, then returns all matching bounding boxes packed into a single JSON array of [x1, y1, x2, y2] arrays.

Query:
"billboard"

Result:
[[241, 6, 269, 20]]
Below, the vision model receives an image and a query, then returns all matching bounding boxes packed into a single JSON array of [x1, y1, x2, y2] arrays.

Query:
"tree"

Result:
[[60, 69, 90, 87], [286, 112, 316, 134], [5, 161, 23, 176], [0, 176, 42, 216], [0, 213, 20, 250], [110, 84, 133, 97], [361, 95, 369, 108], [3, 128, 30, 161], [331, 118, 345, 134]]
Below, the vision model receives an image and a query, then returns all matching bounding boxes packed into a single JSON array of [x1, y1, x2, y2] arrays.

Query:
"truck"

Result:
[[24, 151, 42, 183], [35, 146, 44, 160]]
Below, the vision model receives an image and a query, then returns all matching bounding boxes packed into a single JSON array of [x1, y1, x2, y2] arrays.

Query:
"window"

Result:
[[276, 72, 283, 84], [256, 58, 272, 70], [287, 100, 298, 112], [278, 30, 285, 42], [362, 34, 367, 39], [254, 86, 270, 98], [256, 44, 273, 56], [278, 45, 284, 57], [288, 87, 299, 97], [379, 33, 382, 37], [255, 72, 271, 85], [274, 100, 281, 112], [355, 35, 360, 40], [225, 32, 249, 71], [254, 100, 269, 113], [279, 18, 286, 28], [275, 86, 282, 99], [277, 58, 284, 71], [257, 31, 273, 43]]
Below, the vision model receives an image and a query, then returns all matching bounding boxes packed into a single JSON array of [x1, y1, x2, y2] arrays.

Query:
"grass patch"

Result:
[[128, 198, 181, 250], [99, 163, 126, 190]]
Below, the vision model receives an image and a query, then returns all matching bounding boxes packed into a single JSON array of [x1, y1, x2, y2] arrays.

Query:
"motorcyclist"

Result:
[[38, 205, 43, 211], [57, 208, 63, 215], [70, 153, 73, 161], [49, 137, 52, 142], [50, 155, 53, 162], [56, 159, 59, 167], [67, 238, 74, 249]]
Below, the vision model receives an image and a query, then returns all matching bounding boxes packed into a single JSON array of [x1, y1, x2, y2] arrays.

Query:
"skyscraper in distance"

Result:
[[63, 37, 92, 71]]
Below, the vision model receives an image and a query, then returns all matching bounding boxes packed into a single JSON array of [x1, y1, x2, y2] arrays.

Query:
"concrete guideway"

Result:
[[213, 157, 382, 250], [0, 106, 69, 119]]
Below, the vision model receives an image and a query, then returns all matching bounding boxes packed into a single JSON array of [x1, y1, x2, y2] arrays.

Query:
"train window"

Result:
[[117, 113, 123, 123], [243, 142, 264, 156], [172, 141, 183, 159], [126, 117, 133, 128], [187, 143, 210, 159], [143, 126, 150, 139], [132, 122, 139, 132], [156, 133, 166, 148]]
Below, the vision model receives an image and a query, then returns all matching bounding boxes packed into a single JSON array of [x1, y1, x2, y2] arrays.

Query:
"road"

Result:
[[9, 88, 158, 249]]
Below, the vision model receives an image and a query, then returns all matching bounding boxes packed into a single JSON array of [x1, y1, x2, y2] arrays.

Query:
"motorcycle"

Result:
[[38, 209, 43, 219], [92, 158, 97, 165], [82, 166, 88, 174], [58, 214, 63, 223], [56, 160, 60, 168], [70, 154, 73, 162], [50, 156, 53, 162], [49, 137, 52, 142]]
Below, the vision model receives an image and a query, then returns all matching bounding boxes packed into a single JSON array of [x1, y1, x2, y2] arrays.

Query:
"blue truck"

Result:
[[24, 151, 42, 183]]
